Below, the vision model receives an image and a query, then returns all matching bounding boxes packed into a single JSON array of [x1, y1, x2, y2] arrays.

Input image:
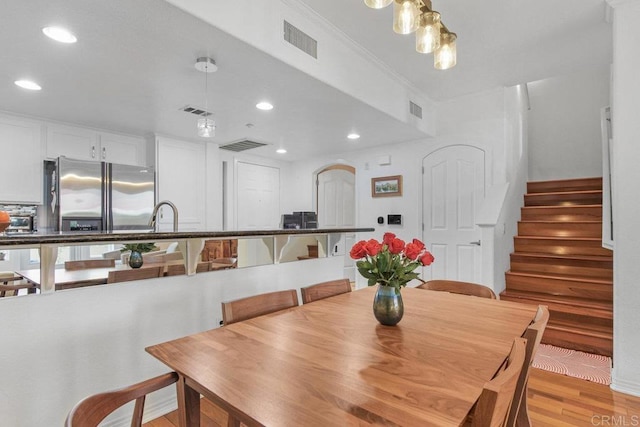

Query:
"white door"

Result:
[[422, 146, 485, 282], [317, 166, 355, 228], [236, 162, 280, 230]]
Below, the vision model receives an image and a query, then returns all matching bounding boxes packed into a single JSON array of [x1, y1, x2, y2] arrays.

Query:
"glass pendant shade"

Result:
[[416, 11, 441, 54], [393, 0, 419, 34], [197, 117, 216, 138], [434, 32, 457, 70], [364, 0, 393, 8]]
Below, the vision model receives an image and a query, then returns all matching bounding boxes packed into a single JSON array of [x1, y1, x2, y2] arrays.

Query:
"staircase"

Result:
[[500, 177, 613, 356]]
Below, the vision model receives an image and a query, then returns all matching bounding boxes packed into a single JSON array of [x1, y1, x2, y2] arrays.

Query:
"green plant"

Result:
[[350, 233, 434, 293], [120, 243, 158, 253]]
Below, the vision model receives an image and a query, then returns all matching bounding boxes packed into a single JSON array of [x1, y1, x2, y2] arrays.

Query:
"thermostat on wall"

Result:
[[387, 214, 402, 225]]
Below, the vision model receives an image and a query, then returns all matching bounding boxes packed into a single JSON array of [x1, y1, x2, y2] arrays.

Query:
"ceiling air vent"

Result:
[[219, 139, 268, 152], [409, 101, 423, 119], [284, 20, 317, 59], [180, 105, 213, 117]]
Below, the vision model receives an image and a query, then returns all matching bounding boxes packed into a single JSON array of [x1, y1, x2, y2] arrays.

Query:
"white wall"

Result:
[[608, 0, 640, 398], [0, 256, 345, 427], [528, 67, 610, 181]]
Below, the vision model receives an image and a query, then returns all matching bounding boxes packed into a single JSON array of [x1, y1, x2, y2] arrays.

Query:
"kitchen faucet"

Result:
[[148, 200, 179, 232]]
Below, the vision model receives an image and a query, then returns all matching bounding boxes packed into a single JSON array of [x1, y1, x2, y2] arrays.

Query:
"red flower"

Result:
[[404, 242, 422, 260], [382, 232, 396, 246], [420, 251, 435, 266], [349, 240, 367, 259], [412, 238, 425, 251], [388, 238, 405, 254], [364, 239, 382, 256]]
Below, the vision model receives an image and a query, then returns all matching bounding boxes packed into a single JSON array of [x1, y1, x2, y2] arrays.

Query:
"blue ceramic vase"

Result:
[[129, 250, 143, 269], [373, 284, 404, 326]]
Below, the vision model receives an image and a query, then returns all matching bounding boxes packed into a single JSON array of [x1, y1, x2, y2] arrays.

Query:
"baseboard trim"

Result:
[[611, 371, 640, 397], [101, 395, 177, 427]]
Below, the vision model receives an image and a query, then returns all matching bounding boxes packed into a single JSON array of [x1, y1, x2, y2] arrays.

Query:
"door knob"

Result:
[[470, 240, 481, 246]]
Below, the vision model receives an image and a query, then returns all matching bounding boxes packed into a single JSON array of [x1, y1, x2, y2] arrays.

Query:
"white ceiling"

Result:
[[0, 0, 612, 161]]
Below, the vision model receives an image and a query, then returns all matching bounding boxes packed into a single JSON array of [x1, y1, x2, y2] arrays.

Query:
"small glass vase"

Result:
[[373, 284, 404, 326], [129, 250, 143, 269]]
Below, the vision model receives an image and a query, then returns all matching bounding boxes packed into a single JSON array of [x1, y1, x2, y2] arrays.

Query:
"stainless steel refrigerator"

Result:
[[44, 157, 155, 232]]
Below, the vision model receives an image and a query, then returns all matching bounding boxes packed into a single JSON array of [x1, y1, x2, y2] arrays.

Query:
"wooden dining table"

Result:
[[146, 286, 538, 427], [17, 260, 184, 290]]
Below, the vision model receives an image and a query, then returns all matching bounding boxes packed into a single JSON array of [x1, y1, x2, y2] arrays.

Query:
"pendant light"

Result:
[[416, 9, 441, 54], [364, 0, 393, 8], [434, 31, 457, 70], [393, 0, 420, 35], [195, 57, 217, 138]]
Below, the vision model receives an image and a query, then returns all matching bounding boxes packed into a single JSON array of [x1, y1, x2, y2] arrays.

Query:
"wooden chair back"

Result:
[[471, 337, 527, 427], [222, 289, 299, 325], [300, 278, 352, 304], [65, 259, 115, 270], [65, 372, 178, 427], [0, 273, 36, 297], [107, 266, 163, 284], [417, 279, 497, 299], [508, 305, 550, 427], [165, 262, 210, 276]]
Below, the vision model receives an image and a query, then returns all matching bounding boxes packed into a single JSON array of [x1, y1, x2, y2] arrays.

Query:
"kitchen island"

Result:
[[0, 227, 374, 293]]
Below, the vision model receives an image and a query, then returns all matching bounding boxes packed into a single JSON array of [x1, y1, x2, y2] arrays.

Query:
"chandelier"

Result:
[[364, 0, 456, 70]]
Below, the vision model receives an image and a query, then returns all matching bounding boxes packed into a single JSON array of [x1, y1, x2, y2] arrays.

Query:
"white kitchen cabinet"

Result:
[[156, 137, 206, 231], [46, 125, 146, 166], [0, 116, 43, 204]]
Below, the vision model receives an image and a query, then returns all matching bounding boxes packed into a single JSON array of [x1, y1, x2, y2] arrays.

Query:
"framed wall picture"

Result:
[[371, 175, 403, 197]]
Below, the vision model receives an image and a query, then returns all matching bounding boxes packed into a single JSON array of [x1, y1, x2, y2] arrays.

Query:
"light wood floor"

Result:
[[144, 368, 640, 426]]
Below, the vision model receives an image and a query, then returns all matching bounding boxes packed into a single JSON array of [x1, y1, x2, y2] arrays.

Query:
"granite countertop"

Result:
[[0, 227, 375, 246]]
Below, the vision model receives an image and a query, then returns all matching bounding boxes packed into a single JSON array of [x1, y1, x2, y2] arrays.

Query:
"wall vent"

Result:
[[284, 20, 317, 59], [409, 101, 423, 119], [219, 139, 268, 152], [180, 105, 213, 117]]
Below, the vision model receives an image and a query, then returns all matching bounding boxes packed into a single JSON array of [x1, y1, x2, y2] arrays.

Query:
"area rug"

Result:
[[532, 344, 612, 385]]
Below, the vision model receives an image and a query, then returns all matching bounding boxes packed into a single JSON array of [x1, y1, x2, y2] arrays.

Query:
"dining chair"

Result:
[[107, 266, 163, 284], [469, 337, 527, 427], [417, 279, 497, 299], [165, 261, 211, 276], [221, 289, 299, 325], [65, 371, 178, 427], [300, 278, 352, 304], [65, 259, 116, 270], [0, 272, 36, 297], [508, 305, 550, 427]]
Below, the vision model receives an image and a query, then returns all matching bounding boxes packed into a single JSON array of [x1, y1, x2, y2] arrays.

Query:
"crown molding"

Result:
[[606, 0, 640, 8]]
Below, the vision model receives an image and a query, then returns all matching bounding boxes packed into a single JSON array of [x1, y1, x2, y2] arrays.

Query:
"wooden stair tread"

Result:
[[506, 270, 612, 286], [501, 290, 612, 312], [522, 204, 602, 210], [527, 177, 602, 194], [525, 189, 602, 197], [514, 236, 605, 244]]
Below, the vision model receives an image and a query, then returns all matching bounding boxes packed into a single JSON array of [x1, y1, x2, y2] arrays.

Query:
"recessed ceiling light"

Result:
[[42, 26, 77, 43], [256, 101, 274, 111], [14, 80, 42, 91], [276, 148, 287, 154], [347, 133, 360, 140]]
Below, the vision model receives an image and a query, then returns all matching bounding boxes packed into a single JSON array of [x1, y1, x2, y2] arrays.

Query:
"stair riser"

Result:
[[514, 238, 612, 257], [505, 273, 612, 300], [500, 294, 612, 321], [550, 311, 612, 329], [527, 178, 603, 194], [510, 261, 612, 280], [518, 222, 602, 238], [521, 207, 602, 221], [524, 192, 602, 207], [542, 328, 612, 357]]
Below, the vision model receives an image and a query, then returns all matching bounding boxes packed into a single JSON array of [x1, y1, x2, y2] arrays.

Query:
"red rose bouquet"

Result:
[[350, 232, 434, 292]]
